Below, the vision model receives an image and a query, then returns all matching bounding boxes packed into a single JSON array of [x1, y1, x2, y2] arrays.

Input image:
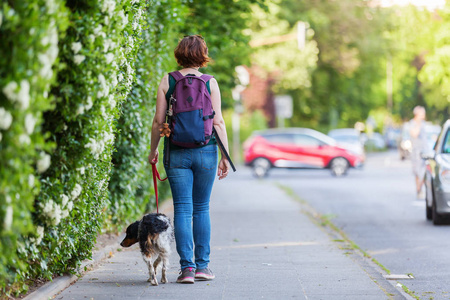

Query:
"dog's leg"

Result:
[[153, 256, 162, 277], [161, 254, 169, 284], [143, 254, 158, 286]]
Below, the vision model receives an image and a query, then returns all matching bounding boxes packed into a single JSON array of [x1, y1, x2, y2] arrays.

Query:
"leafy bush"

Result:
[[0, 0, 68, 293]]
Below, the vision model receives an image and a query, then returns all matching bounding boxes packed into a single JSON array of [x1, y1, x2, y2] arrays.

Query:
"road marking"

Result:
[[213, 241, 320, 250], [368, 248, 399, 255], [412, 200, 425, 207], [384, 274, 414, 280]]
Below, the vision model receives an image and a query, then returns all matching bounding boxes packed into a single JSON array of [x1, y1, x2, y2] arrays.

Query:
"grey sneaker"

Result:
[[195, 268, 215, 281], [177, 267, 195, 284]]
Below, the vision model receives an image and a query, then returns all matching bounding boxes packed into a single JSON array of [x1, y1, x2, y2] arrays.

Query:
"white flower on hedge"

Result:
[[33, 226, 45, 245], [126, 62, 133, 75], [41, 200, 62, 226], [36, 226, 44, 243], [2, 80, 29, 109], [71, 184, 82, 200], [76, 105, 85, 116], [71, 42, 82, 54], [104, 131, 115, 144], [126, 36, 134, 53], [105, 53, 114, 64], [111, 76, 118, 88], [0, 107, 13, 130], [37, 152, 51, 173], [67, 200, 73, 211], [85, 96, 93, 111], [39, 26, 58, 79], [108, 95, 116, 109], [93, 25, 106, 38], [4, 205, 13, 230], [61, 194, 69, 207], [25, 113, 36, 134], [17, 80, 30, 109], [97, 74, 109, 98], [118, 73, 124, 82], [132, 21, 138, 31], [41, 200, 52, 214], [88, 34, 95, 43], [117, 10, 128, 29], [131, 0, 139, 4], [74, 54, 86, 65], [28, 174, 35, 188], [101, 0, 116, 17], [3, 81, 18, 101], [61, 209, 70, 218], [19, 134, 31, 145], [45, 0, 56, 14], [77, 166, 85, 175], [100, 105, 107, 118], [51, 204, 62, 225]]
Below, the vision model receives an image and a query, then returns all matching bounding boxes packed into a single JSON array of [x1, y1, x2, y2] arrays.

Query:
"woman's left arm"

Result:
[[210, 78, 231, 180]]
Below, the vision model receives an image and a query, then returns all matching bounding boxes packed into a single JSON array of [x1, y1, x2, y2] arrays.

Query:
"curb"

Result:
[[23, 199, 173, 300]]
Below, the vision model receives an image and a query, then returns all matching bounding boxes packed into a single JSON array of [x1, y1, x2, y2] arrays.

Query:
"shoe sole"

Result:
[[177, 277, 195, 284], [195, 274, 215, 281]]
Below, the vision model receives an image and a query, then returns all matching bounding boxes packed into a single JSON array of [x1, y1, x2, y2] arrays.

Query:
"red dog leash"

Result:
[[151, 164, 167, 213]]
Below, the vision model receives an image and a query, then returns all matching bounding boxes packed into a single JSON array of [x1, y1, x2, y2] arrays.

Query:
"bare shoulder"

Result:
[[159, 74, 169, 93], [209, 77, 220, 91]]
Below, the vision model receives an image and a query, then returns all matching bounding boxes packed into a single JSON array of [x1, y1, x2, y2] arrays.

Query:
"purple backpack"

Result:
[[168, 71, 215, 148]]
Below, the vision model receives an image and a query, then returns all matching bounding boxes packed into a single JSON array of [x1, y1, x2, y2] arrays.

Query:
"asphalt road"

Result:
[[245, 150, 450, 300]]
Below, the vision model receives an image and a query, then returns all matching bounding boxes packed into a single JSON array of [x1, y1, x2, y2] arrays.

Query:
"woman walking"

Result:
[[148, 35, 231, 283]]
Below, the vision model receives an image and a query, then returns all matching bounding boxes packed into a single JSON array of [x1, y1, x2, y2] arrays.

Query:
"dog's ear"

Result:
[[120, 221, 140, 247]]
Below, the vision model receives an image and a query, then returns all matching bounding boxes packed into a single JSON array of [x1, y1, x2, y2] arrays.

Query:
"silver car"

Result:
[[423, 120, 450, 225]]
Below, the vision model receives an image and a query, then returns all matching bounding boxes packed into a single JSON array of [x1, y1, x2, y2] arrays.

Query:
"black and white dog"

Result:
[[120, 213, 174, 285]]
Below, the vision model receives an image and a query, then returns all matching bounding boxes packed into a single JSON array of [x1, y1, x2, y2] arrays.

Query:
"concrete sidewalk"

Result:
[[54, 172, 407, 300]]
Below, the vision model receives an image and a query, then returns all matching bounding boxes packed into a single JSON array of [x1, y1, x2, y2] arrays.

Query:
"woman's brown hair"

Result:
[[174, 35, 210, 68]]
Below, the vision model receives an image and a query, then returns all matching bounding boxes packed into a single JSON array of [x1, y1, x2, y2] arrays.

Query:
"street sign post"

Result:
[[274, 95, 293, 128]]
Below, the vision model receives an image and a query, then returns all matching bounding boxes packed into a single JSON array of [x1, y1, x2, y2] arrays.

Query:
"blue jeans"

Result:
[[164, 144, 217, 270]]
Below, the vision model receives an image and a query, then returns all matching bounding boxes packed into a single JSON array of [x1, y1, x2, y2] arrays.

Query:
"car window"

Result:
[[443, 130, 450, 154], [332, 135, 360, 143], [294, 134, 323, 147], [263, 133, 294, 145]]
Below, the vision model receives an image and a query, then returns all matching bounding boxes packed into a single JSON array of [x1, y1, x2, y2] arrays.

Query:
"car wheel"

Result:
[[432, 197, 446, 225], [425, 181, 432, 220], [252, 157, 271, 178], [330, 157, 349, 177]]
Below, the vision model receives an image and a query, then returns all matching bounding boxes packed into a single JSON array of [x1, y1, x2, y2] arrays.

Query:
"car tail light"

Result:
[[440, 169, 450, 182]]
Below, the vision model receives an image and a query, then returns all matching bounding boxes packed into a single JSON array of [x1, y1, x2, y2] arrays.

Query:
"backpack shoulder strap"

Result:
[[200, 74, 214, 82], [169, 71, 184, 81]]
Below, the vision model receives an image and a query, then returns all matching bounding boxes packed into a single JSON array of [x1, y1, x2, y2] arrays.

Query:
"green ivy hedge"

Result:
[[0, 0, 69, 293], [106, 0, 185, 230]]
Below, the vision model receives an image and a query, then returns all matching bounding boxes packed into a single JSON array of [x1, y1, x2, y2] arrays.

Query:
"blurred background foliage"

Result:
[[242, 0, 450, 132]]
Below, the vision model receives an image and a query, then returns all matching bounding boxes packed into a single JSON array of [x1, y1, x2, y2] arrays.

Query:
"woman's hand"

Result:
[[148, 150, 159, 165], [217, 157, 230, 180]]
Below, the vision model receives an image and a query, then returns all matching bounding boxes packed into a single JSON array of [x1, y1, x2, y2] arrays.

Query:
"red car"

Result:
[[243, 128, 365, 177]]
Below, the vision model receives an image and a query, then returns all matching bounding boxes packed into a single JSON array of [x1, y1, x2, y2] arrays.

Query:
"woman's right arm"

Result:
[[210, 78, 231, 180], [148, 75, 169, 164]]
